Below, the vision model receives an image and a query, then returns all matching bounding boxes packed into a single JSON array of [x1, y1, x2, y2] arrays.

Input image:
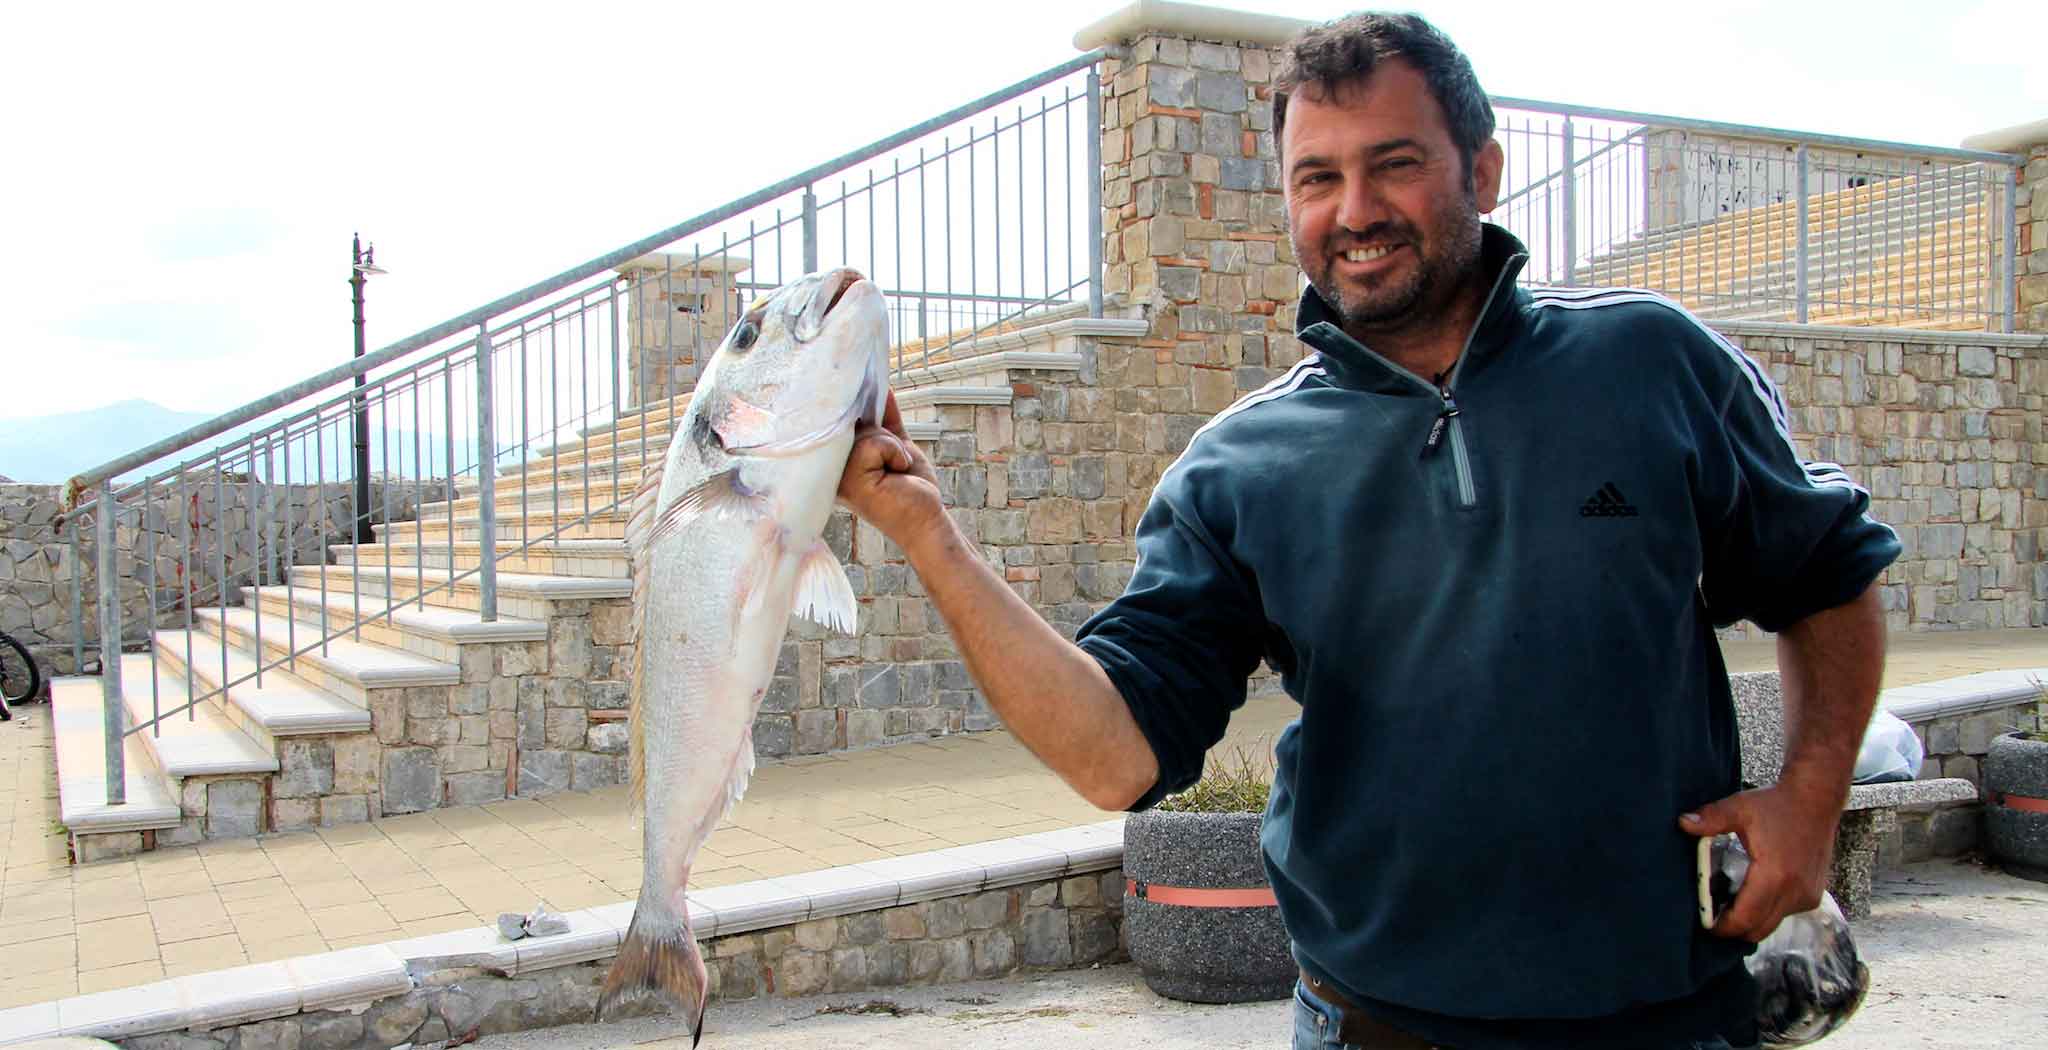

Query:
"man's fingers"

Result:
[[882, 389, 908, 441], [850, 424, 912, 474], [1678, 797, 1742, 838]]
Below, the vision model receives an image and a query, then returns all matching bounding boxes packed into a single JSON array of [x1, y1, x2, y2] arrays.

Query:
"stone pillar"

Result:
[[1964, 119, 2048, 334], [615, 252, 752, 410], [1078, 3, 1312, 532]]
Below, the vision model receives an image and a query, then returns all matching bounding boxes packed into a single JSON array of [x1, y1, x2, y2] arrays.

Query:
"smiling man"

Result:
[[837, 11, 1898, 1049]]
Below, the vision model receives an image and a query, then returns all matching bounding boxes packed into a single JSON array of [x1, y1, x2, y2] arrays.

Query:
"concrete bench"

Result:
[[1728, 671, 1978, 918]]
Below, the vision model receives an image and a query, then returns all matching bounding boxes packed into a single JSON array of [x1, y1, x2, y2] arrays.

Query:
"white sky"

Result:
[[4, 0, 2040, 422]]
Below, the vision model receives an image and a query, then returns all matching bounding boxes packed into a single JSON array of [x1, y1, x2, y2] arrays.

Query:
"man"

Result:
[[838, 12, 1896, 1049]]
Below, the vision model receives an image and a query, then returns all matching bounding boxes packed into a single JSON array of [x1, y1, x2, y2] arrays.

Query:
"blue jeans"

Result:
[[1291, 980, 1758, 1050]]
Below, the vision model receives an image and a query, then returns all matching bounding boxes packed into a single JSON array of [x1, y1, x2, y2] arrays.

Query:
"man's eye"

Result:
[[731, 321, 759, 352]]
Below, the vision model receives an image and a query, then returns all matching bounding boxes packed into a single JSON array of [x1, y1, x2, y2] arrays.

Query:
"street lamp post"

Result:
[[350, 234, 385, 544]]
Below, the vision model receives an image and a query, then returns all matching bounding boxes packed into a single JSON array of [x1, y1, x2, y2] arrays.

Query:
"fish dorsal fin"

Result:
[[791, 539, 857, 634]]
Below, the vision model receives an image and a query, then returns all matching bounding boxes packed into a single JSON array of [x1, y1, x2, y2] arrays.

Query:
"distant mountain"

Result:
[[0, 400, 217, 485]]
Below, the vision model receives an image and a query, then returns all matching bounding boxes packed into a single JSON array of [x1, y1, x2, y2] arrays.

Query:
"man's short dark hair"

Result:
[[1273, 12, 1496, 175]]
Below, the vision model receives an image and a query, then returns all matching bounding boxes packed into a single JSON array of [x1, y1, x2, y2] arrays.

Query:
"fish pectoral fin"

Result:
[[790, 539, 857, 634], [671, 469, 769, 531]]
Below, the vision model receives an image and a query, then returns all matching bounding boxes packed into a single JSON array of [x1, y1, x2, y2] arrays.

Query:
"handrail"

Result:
[[1495, 127, 1645, 211], [64, 47, 1118, 505], [1491, 95, 2024, 167]]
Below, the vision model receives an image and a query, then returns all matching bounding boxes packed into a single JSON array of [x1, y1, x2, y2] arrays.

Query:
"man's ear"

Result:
[[1472, 138, 1505, 214]]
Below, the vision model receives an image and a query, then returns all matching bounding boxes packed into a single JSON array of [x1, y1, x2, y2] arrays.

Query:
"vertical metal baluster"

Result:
[[1065, 85, 1075, 304], [476, 324, 499, 624], [248, 442, 260, 687], [969, 128, 979, 350], [993, 115, 1002, 333], [581, 309, 591, 524], [2003, 162, 2017, 333], [776, 207, 785, 286], [664, 257, 676, 422], [1041, 95, 1050, 307], [550, 315, 560, 537], [610, 280, 622, 516], [214, 453, 226, 716], [413, 374, 425, 612], [1562, 119, 1577, 287], [146, 484, 159, 736], [180, 473, 195, 715], [315, 421, 330, 655], [1018, 104, 1027, 311], [520, 329, 531, 552], [920, 149, 930, 343], [347, 409, 361, 642], [444, 356, 455, 609], [96, 483, 125, 805], [381, 389, 393, 624], [284, 426, 296, 669], [944, 137, 955, 366], [894, 158, 903, 346], [1086, 66, 1104, 318]]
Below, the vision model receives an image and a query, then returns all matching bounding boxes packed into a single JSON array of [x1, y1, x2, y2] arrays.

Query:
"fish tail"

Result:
[[598, 896, 709, 1042]]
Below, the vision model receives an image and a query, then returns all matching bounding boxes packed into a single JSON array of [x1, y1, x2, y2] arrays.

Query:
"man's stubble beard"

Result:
[[1294, 187, 1484, 342]]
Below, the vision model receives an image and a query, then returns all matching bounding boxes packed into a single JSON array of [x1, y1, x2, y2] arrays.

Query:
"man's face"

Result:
[[1281, 61, 1503, 336]]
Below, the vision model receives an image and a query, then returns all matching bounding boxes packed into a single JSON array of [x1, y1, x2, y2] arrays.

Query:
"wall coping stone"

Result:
[[1708, 318, 2048, 350], [1881, 667, 2048, 724], [614, 252, 752, 276], [5, 819, 1127, 1045], [896, 386, 1017, 411], [1961, 118, 2048, 155], [1074, 0, 1311, 50]]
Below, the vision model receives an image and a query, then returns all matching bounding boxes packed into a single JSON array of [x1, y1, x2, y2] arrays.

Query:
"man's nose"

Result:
[[1334, 173, 1389, 234]]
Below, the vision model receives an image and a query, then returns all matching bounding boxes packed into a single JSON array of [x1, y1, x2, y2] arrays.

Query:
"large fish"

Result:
[[598, 267, 889, 1040]]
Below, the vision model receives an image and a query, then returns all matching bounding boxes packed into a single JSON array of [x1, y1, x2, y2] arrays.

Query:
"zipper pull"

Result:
[[1420, 389, 1459, 458]]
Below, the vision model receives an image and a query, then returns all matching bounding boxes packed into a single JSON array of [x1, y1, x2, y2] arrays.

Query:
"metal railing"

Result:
[[1489, 98, 2023, 331], [62, 50, 1113, 806]]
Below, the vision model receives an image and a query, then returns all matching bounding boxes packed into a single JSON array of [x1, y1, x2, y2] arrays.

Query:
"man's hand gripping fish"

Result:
[[597, 268, 889, 1043]]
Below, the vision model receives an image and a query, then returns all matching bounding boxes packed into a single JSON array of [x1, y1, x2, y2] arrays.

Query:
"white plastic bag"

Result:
[[1853, 708, 1923, 784], [1704, 834, 1870, 1047]]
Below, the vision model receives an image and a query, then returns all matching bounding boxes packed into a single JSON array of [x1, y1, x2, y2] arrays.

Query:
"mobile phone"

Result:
[[1696, 833, 1748, 929]]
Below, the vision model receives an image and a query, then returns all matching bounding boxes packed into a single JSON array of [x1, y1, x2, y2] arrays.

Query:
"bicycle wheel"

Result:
[[0, 631, 40, 705]]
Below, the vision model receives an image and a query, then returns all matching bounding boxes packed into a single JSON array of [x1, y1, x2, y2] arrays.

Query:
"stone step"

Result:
[[373, 509, 629, 545], [287, 563, 631, 623], [327, 539, 629, 580], [111, 652, 277, 779], [416, 477, 638, 523], [461, 450, 658, 497], [193, 605, 460, 707], [50, 672, 184, 852], [246, 582, 547, 665], [152, 627, 370, 751]]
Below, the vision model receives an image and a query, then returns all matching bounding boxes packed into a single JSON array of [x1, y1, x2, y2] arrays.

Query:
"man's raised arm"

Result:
[[836, 392, 1158, 811]]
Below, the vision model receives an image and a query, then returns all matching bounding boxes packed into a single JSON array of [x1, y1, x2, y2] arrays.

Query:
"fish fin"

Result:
[[623, 464, 665, 809], [790, 540, 857, 634], [672, 469, 769, 526], [597, 897, 708, 1033]]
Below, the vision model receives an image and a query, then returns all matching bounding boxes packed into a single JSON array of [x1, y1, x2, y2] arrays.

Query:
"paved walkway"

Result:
[[0, 628, 2041, 1008]]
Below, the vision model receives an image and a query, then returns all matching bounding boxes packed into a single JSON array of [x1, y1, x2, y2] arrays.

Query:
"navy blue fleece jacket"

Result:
[[1074, 225, 1900, 1047]]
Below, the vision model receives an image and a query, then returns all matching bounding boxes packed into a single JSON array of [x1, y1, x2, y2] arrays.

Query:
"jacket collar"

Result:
[[1295, 223, 1532, 395]]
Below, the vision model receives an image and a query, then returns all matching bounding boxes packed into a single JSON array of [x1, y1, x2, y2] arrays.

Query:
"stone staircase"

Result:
[[49, 302, 1128, 862], [1577, 174, 1996, 330]]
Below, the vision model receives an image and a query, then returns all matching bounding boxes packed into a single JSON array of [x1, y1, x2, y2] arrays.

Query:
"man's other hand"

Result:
[[838, 389, 945, 545], [1680, 785, 1841, 942]]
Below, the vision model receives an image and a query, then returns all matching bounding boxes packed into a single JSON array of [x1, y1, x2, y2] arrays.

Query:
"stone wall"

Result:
[[0, 480, 448, 676], [2017, 140, 2046, 334], [109, 867, 1125, 1050]]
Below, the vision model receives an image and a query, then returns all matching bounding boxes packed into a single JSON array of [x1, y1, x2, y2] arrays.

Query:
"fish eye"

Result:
[[730, 321, 759, 352]]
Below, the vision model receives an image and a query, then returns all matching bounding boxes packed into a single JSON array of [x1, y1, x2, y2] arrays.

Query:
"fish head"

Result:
[[697, 268, 890, 456]]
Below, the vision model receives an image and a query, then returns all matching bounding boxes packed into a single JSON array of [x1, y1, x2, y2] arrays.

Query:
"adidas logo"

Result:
[[1580, 482, 1639, 518]]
